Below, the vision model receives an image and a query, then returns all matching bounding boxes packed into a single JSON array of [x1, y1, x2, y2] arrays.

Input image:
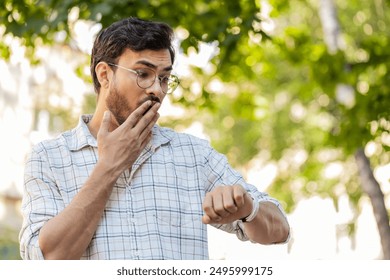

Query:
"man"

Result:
[[19, 17, 289, 260]]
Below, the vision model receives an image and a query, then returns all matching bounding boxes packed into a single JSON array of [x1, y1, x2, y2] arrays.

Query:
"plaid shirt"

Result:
[[20, 115, 286, 260]]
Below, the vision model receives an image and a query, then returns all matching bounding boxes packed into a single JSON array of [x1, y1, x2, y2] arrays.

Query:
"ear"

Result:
[[95, 62, 112, 90]]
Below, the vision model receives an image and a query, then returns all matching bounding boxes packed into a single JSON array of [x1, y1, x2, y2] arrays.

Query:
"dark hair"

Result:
[[90, 17, 175, 94]]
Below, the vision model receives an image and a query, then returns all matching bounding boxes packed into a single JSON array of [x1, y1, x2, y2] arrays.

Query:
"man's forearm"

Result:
[[38, 162, 120, 259], [243, 201, 290, 244]]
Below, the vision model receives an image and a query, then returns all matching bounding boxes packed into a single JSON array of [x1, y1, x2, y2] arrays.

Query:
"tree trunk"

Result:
[[319, 0, 342, 54], [355, 148, 390, 259], [319, 0, 390, 259]]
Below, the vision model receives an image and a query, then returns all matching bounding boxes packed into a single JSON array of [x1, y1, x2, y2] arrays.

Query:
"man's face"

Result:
[[106, 48, 172, 125]]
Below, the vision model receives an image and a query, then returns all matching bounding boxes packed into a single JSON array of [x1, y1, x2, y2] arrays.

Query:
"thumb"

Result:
[[98, 111, 111, 135], [202, 214, 211, 224]]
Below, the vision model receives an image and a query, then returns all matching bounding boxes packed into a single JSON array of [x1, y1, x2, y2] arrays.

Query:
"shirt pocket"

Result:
[[154, 212, 206, 259], [155, 211, 201, 227], [155, 211, 205, 245]]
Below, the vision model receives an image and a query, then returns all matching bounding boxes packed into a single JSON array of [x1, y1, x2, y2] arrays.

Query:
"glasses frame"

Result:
[[107, 63, 180, 94]]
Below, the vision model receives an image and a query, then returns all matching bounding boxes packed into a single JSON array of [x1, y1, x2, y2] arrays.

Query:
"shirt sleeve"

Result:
[[203, 145, 289, 243], [19, 144, 65, 260]]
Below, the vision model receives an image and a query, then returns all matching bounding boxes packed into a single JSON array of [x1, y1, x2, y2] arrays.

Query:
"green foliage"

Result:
[[1, 0, 262, 62], [0, 227, 21, 260], [82, 93, 97, 115], [1, 0, 389, 220]]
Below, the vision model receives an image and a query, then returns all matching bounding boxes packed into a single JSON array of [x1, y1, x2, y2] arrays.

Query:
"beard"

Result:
[[106, 83, 161, 126], [106, 85, 131, 126]]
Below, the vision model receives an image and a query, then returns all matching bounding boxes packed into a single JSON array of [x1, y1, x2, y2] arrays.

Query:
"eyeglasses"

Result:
[[108, 63, 180, 94]]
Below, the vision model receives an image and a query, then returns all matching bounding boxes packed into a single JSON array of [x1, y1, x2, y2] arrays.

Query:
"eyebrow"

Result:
[[135, 60, 173, 72]]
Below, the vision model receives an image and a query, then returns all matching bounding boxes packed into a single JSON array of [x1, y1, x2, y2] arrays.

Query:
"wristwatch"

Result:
[[240, 194, 260, 223]]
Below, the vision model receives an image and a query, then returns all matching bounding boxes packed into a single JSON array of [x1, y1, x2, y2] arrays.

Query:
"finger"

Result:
[[128, 102, 160, 138], [222, 189, 238, 214], [139, 130, 153, 151], [212, 190, 231, 218], [202, 192, 221, 222], [132, 103, 160, 142], [202, 214, 212, 224], [233, 185, 246, 208], [138, 112, 159, 142], [134, 102, 160, 131], [124, 100, 153, 128], [98, 111, 111, 137]]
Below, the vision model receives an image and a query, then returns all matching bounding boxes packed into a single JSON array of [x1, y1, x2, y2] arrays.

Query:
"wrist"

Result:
[[95, 160, 122, 184], [240, 194, 260, 223]]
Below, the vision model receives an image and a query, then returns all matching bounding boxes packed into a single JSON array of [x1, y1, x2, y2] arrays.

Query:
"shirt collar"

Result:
[[68, 115, 97, 151], [150, 124, 174, 150], [68, 114, 174, 152]]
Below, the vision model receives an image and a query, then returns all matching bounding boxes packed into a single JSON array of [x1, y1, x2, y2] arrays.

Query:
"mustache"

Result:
[[140, 96, 161, 116], [140, 95, 161, 105]]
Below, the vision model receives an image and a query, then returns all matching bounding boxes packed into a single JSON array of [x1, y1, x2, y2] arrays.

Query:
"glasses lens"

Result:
[[137, 68, 156, 89], [166, 76, 179, 94], [136, 68, 180, 94]]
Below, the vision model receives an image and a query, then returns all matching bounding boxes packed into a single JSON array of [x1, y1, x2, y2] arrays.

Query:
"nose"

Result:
[[145, 77, 164, 97]]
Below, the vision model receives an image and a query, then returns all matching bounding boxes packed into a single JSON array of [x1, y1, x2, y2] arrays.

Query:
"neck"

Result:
[[87, 105, 119, 139], [87, 114, 101, 139]]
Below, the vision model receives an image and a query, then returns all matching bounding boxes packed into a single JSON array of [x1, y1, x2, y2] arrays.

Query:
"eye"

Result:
[[137, 69, 154, 79], [160, 76, 170, 85]]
